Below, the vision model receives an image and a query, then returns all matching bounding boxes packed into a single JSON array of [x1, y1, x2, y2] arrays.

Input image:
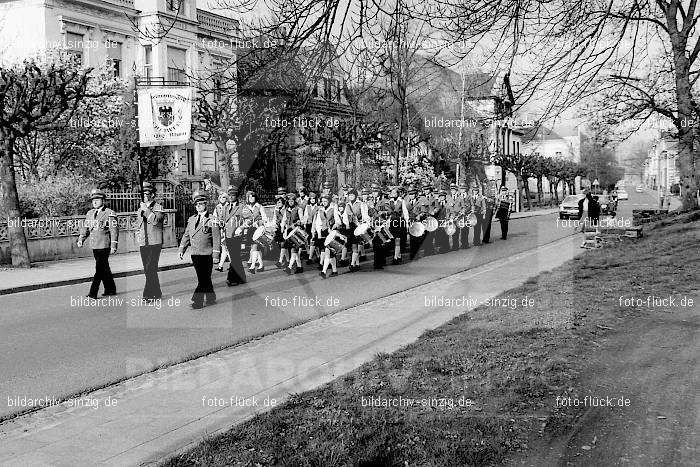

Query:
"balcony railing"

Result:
[[107, 0, 135, 8], [197, 9, 237, 36]]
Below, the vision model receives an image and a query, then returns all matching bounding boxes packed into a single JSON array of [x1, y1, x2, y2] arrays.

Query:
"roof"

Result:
[[521, 125, 566, 143]]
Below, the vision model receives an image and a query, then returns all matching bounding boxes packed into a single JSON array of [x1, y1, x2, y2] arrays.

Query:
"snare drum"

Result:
[[424, 216, 438, 232], [252, 225, 273, 250], [409, 221, 426, 237], [353, 223, 374, 245], [285, 226, 309, 249], [374, 223, 394, 243], [324, 230, 348, 253]]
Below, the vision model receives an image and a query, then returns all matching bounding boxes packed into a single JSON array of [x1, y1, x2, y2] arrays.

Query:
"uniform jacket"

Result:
[[240, 202, 268, 227], [433, 200, 448, 220], [313, 205, 336, 235], [179, 212, 221, 257], [281, 206, 304, 231], [79, 207, 119, 250], [135, 201, 164, 246], [446, 195, 464, 218], [466, 195, 486, 214], [304, 203, 320, 225]]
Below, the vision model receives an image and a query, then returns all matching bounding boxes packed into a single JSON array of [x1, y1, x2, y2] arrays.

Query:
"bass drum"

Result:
[[409, 221, 425, 237], [424, 216, 438, 232]]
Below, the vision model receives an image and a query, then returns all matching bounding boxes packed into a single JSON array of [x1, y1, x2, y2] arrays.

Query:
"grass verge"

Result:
[[163, 211, 700, 467]]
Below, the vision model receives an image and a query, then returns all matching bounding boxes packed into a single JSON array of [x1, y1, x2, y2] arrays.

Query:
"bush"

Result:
[[14, 175, 93, 218]]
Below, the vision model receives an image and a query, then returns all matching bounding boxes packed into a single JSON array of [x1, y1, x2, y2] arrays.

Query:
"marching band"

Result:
[[79, 181, 514, 308]]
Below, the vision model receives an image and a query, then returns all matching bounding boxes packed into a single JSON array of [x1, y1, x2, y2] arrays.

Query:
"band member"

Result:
[[358, 188, 371, 260], [457, 184, 471, 248], [136, 181, 164, 300], [346, 189, 362, 272], [336, 200, 355, 271], [272, 192, 288, 268], [304, 192, 321, 265], [387, 188, 408, 264], [405, 186, 422, 260], [417, 183, 436, 256], [321, 181, 332, 199], [222, 185, 246, 286], [434, 190, 450, 254], [469, 187, 486, 246], [179, 191, 220, 309], [296, 186, 309, 211], [213, 192, 231, 272], [315, 194, 338, 277], [445, 183, 462, 251], [282, 193, 305, 274], [241, 190, 268, 273], [482, 182, 496, 244], [78, 188, 119, 299], [495, 186, 513, 240], [370, 183, 389, 270]]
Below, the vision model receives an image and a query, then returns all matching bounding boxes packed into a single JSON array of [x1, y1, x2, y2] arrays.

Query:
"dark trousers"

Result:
[[191, 254, 215, 305], [458, 226, 470, 248], [435, 228, 450, 254], [482, 208, 494, 243], [89, 248, 115, 298], [140, 245, 162, 299], [499, 218, 509, 239], [423, 231, 436, 255], [409, 233, 422, 260], [472, 213, 484, 245], [372, 237, 386, 268], [225, 236, 247, 284]]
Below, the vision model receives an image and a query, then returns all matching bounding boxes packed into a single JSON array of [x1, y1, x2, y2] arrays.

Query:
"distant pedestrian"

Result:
[[589, 195, 601, 227], [78, 188, 119, 299]]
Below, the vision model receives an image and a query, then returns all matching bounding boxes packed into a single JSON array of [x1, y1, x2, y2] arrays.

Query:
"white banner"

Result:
[[137, 87, 192, 147]]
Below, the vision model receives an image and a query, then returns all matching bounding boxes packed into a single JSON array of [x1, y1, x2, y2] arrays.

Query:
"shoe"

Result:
[[256, 266, 265, 273], [103, 291, 117, 296], [391, 258, 401, 265], [215, 267, 224, 272], [330, 271, 338, 277], [295, 266, 304, 274], [86, 294, 98, 300], [284, 267, 292, 275], [319, 271, 327, 279], [501, 237, 507, 240], [248, 268, 256, 274], [226, 280, 239, 287], [317, 263, 323, 270], [275, 261, 284, 269], [191, 302, 204, 310]]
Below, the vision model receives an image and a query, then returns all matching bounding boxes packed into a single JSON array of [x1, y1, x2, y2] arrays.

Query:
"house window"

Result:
[[106, 41, 122, 77], [186, 149, 195, 175], [167, 46, 187, 83], [143, 45, 152, 78], [65, 32, 84, 65], [335, 80, 342, 102], [311, 81, 319, 98], [213, 150, 218, 172], [323, 78, 331, 100]]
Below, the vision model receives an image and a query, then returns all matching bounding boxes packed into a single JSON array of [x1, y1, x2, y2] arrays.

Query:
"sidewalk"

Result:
[[647, 188, 683, 211], [0, 234, 581, 466], [0, 209, 558, 295]]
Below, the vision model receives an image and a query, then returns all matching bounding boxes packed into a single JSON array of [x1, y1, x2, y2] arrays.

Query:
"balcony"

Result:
[[197, 9, 237, 36]]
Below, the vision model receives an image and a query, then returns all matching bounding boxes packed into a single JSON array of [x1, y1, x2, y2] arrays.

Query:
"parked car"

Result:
[[617, 189, 629, 200], [559, 194, 586, 219]]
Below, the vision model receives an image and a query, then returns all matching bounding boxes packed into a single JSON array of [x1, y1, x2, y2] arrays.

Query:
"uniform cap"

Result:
[[370, 183, 381, 191], [389, 189, 398, 198], [361, 188, 370, 195], [192, 191, 207, 203], [227, 185, 238, 194], [322, 181, 332, 188], [449, 183, 458, 189], [90, 188, 106, 200], [277, 187, 287, 195], [309, 192, 317, 198], [142, 182, 156, 193], [438, 190, 448, 197], [286, 192, 297, 200]]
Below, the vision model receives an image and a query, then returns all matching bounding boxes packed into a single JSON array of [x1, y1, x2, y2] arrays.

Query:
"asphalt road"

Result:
[[1, 213, 571, 420]]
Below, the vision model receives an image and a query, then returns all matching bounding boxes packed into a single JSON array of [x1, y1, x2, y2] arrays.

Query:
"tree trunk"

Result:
[[523, 177, 532, 210], [215, 140, 231, 190], [536, 176, 543, 206], [501, 165, 507, 186], [0, 133, 31, 268]]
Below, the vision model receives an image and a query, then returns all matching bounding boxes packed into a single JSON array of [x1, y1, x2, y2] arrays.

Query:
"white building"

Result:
[[644, 131, 679, 192], [0, 0, 238, 183]]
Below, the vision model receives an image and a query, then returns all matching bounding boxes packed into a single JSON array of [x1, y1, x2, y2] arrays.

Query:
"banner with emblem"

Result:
[[137, 87, 192, 147]]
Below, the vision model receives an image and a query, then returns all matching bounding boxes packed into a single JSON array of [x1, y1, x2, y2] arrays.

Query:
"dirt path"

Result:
[[508, 295, 700, 466]]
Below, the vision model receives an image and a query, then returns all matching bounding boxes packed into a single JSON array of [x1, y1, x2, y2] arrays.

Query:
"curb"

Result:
[[0, 211, 555, 296]]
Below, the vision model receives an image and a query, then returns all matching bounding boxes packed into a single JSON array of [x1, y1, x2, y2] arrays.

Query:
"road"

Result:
[[0, 213, 574, 420]]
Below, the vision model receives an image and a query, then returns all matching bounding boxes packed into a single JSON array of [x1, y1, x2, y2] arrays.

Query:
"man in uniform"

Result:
[[446, 183, 462, 251], [222, 185, 246, 286], [457, 184, 471, 248], [482, 181, 496, 244], [495, 186, 513, 240], [370, 183, 389, 269], [135, 181, 165, 300], [179, 191, 220, 309], [433, 190, 450, 254], [469, 187, 486, 246], [78, 188, 119, 299]]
